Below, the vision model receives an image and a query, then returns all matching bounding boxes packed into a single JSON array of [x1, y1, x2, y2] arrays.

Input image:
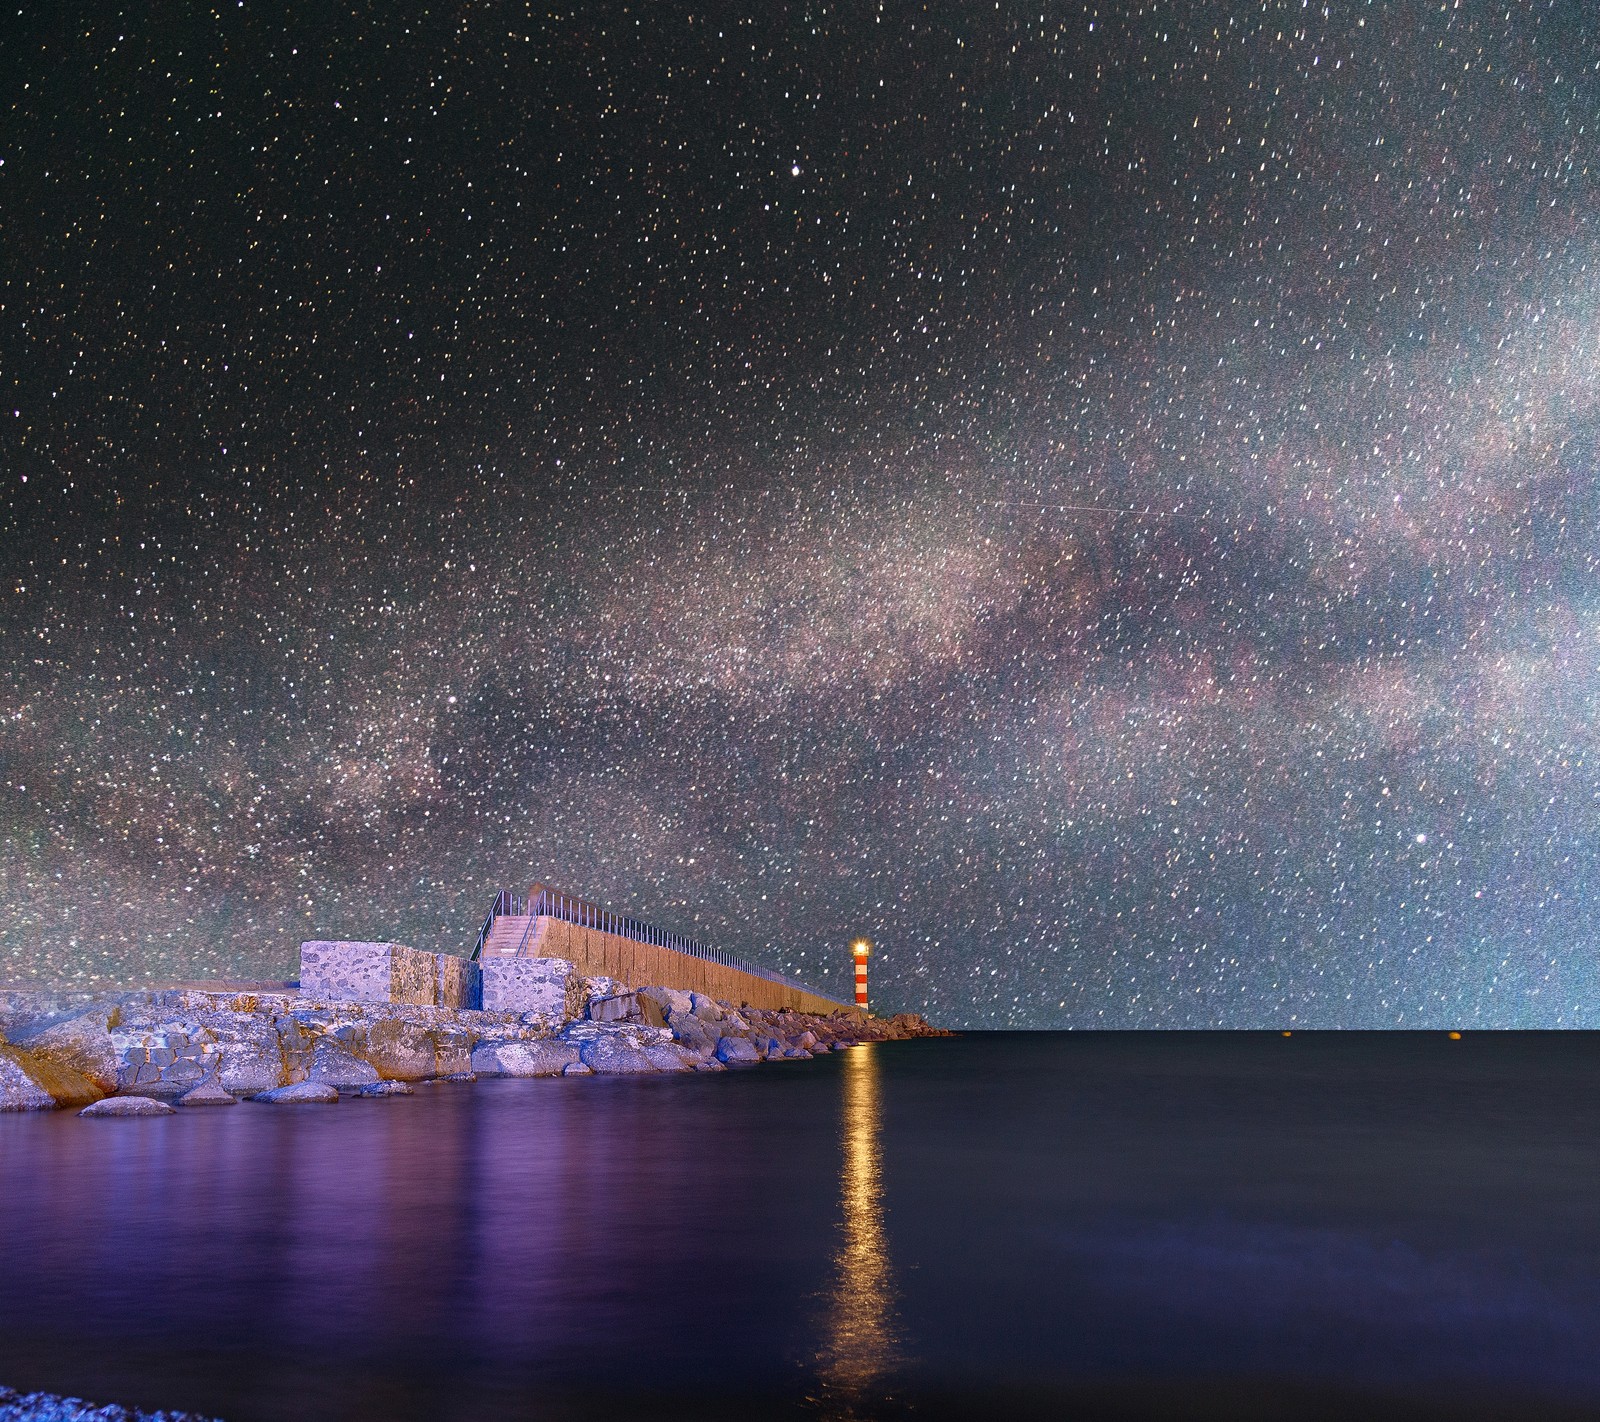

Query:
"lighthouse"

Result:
[[852, 938, 871, 1011]]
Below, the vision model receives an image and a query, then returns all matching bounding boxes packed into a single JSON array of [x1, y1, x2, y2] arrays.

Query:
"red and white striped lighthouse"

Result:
[[852, 938, 871, 1011]]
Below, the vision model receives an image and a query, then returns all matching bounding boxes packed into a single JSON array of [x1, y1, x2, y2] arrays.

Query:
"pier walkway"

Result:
[[473, 884, 859, 1017]]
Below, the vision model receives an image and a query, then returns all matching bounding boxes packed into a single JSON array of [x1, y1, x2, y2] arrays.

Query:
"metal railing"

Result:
[[472, 882, 847, 1005]]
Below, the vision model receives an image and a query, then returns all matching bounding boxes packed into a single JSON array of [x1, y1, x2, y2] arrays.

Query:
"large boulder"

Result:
[[588, 993, 642, 1024], [689, 992, 724, 1023], [580, 1037, 659, 1075], [591, 993, 677, 1028], [669, 1015, 718, 1055], [0, 1042, 103, 1110], [363, 1018, 437, 1080], [306, 1037, 380, 1091], [0, 1045, 61, 1111], [471, 1040, 580, 1077], [10, 1009, 120, 1093], [714, 1036, 762, 1065], [640, 986, 694, 1020], [642, 1043, 697, 1073]]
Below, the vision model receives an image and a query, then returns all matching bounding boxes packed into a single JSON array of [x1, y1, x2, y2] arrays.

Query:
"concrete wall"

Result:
[[479, 956, 584, 1028], [300, 941, 481, 1010], [520, 917, 859, 1017], [435, 953, 481, 1011]]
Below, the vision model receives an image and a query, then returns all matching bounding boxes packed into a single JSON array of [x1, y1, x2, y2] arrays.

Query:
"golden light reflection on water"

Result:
[[816, 1043, 901, 1416]]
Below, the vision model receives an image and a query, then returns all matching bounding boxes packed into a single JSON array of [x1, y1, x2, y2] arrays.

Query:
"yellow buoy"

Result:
[[1448, 1031, 1462, 1040]]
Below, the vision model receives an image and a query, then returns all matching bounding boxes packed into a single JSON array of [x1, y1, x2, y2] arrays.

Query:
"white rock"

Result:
[[472, 1040, 579, 1077], [255, 1081, 339, 1104], [355, 1080, 414, 1096], [176, 1080, 238, 1106], [642, 1044, 696, 1073], [79, 1095, 176, 1117], [581, 1038, 659, 1074]]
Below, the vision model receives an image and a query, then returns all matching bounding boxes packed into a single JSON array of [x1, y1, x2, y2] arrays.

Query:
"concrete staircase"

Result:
[[481, 914, 536, 958]]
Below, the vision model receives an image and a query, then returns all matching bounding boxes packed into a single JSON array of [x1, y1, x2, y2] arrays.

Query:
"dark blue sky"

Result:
[[1, 1, 1595, 1026]]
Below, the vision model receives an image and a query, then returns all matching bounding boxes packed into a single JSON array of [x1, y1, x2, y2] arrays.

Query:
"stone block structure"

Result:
[[435, 952, 481, 1011], [479, 956, 584, 1029], [300, 941, 481, 1010]]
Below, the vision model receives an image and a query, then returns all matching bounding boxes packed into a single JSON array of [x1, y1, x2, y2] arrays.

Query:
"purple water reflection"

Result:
[[0, 1069, 844, 1420], [5, 1034, 1600, 1420]]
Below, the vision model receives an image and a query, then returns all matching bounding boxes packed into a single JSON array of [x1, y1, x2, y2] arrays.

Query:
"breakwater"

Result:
[[0, 953, 943, 1111], [299, 928, 860, 1020]]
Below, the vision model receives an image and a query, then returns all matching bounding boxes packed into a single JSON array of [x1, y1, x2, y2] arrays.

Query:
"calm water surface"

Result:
[[4, 1033, 1600, 1420]]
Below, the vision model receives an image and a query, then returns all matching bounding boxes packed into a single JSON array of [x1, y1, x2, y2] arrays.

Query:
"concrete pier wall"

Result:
[[300, 941, 482, 1010], [517, 917, 859, 1017], [300, 927, 859, 1019]]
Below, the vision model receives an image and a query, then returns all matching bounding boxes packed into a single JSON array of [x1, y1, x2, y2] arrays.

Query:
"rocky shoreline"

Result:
[[0, 1384, 219, 1422], [0, 977, 948, 1112]]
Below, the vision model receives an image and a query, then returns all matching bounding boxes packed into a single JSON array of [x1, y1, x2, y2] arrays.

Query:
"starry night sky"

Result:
[[2, 1, 1596, 1026]]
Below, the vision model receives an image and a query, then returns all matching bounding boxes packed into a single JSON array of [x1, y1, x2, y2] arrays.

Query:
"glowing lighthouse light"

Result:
[[852, 938, 871, 1011]]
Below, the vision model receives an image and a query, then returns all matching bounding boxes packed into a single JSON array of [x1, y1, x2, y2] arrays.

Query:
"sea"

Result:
[[3, 1032, 1600, 1421]]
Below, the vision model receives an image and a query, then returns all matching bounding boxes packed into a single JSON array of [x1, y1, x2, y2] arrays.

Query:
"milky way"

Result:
[[2, 2, 1596, 1026]]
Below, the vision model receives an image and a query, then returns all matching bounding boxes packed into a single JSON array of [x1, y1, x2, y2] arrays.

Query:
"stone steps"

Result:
[[482, 915, 535, 957]]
